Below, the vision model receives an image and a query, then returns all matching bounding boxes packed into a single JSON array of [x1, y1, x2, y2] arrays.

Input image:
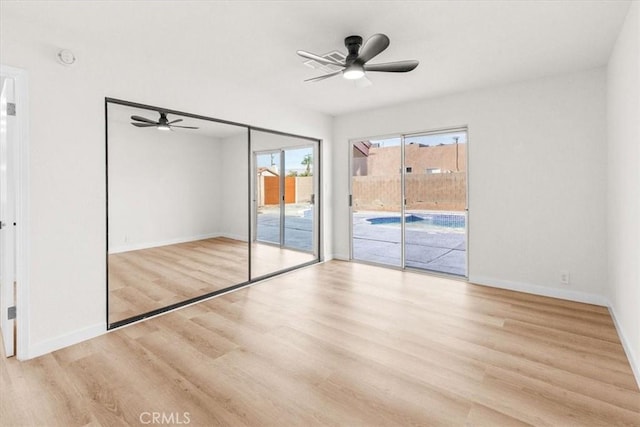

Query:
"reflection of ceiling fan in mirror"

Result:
[[130, 112, 199, 131]]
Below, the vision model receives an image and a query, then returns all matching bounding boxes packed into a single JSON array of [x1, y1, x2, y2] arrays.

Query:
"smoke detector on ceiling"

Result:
[[56, 49, 77, 66]]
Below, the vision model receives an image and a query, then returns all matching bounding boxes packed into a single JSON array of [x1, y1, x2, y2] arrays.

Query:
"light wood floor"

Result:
[[3, 261, 639, 426], [109, 237, 315, 323]]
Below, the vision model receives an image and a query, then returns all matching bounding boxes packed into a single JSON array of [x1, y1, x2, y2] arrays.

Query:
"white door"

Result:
[[0, 76, 16, 357]]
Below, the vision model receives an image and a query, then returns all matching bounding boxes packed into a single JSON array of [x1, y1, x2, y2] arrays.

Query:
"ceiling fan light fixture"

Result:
[[157, 124, 171, 131], [343, 63, 365, 80]]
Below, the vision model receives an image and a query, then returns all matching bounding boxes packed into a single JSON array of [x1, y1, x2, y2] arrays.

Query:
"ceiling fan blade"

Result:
[[304, 69, 343, 82], [358, 33, 390, 63], [297, 50, 345, 67], [354, 75, 373, 88], [364, 60, 419, 73], [168, 119, 183, 124], [170, 125, 199, 129], [131, 123, 157, 127], [130, 115, 158, 124]]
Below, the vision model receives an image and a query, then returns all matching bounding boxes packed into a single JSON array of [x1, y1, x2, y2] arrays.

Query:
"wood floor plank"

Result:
[[465, 403, 534, 427], [2, 260, 639, 426]]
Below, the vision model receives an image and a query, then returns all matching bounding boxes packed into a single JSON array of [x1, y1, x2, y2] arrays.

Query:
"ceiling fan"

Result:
[[297, 33, 419, 83], [130, 112, 199, 131]]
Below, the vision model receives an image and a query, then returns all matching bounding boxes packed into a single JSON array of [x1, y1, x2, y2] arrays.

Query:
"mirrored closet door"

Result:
[[250, 129, 319, 279], [106, 99, 321, 328], [106, 100, 250, 326]]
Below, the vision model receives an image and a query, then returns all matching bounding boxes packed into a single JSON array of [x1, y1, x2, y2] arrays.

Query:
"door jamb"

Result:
[[0, 64, 29, 360]]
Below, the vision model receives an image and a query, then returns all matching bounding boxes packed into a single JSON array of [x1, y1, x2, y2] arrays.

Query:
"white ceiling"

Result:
[[1, 1, 630, 116]]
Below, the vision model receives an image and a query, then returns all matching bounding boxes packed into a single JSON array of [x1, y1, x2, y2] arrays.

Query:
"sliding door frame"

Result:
[[348, 126, 469, 278]]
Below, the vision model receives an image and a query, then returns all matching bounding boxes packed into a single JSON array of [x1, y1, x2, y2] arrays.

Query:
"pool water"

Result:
[[367, 214, 424, 225], [366, 213, 465, 229]]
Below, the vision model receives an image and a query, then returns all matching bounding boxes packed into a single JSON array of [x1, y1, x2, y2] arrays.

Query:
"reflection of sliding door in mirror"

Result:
[[106, 100, 249, 326], [251, 130, 319, 279], [255, 151, 282, 246], [283, 146, 315, 252]]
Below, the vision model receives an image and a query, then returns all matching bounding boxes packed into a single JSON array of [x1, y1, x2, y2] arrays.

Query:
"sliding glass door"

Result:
[[350, 129, 467, 277], [351, 137, 402, 266], [403, 131, 467, 276]]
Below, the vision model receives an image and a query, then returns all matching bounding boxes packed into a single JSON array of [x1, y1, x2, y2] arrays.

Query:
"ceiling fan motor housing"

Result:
[[344, 35, 363, 62]]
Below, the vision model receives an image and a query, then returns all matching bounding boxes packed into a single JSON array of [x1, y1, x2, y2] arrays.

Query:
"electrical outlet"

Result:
[[124, 235, 129, 243], [560, 270, 570, 285]]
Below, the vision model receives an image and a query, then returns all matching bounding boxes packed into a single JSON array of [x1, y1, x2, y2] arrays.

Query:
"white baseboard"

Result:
[[109, 232, 222, 254], [25, 322, 106, 360], [608, 304, 640, 390], [322, 253, 336, 261], [468, 275, 609, 306], [218, 232, 248, 243]]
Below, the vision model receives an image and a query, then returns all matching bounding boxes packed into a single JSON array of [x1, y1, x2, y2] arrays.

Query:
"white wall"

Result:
[[0, 13, 332, 358], [607, 2, 640, 384], [333, 69, 608, 303], [108, 112, 223, 253], [220, 131, 250, 242]]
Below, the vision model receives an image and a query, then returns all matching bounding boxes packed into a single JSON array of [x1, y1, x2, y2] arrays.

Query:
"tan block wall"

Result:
[[361, 143, 467, 177], [352, 142, 467, 211], [405, 173, 467, 211], [295, 176, 313, 203], [353, 173, 467, 211]]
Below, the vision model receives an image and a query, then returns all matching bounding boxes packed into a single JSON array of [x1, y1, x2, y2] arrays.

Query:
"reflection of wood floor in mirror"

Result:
[[109, 237, 315, 324], [108, 237, 249, 324], [251, 241, 316, 279]]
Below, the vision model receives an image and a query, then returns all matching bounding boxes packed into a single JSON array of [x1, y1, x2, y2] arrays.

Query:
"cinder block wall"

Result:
[[352, 173, 466, 211], [352, 144, 467, 211]]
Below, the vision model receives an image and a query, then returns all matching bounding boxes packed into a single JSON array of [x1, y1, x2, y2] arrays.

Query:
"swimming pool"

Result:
[[366, 213, 465, 229], [367, 214, 424, 224]]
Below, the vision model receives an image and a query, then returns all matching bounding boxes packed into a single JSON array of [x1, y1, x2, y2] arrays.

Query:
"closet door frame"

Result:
[[105, 97, 322, 329]]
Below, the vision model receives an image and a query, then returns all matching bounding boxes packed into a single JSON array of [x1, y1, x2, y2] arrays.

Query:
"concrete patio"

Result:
[[352, 211, 467, 276], [256, 208, 466, 276], [256, 204, 314, 252]]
